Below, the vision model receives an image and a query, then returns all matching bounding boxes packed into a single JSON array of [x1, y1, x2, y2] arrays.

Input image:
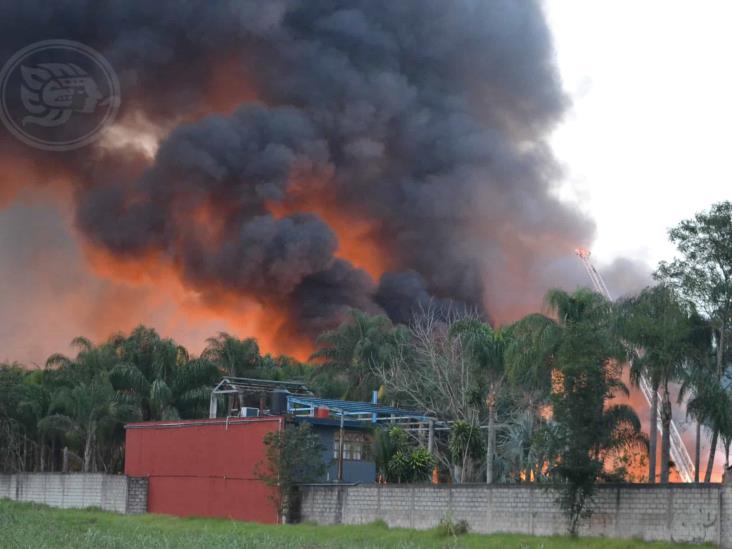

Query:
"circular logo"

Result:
[[0, 40, 120, 151]]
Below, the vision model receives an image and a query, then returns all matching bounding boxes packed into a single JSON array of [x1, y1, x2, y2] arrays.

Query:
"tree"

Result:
[[41, 338, 138, 472], [449, 318, 508, 484], [679, 313, 717, 481], [619, 284, 693, 483], [504, 313, 562, 481], [496, 406, 551, 483], [538, 289, 643, 535], [311, 310, 403, 401], [656, 201, 732, 481], [202, 332, 261, 377], [374, 307, 487, 482], [0, 363, 50, 472], [448, 420, 485, 483], [43, 372, 139, 472], [255, 423, 326, 522]]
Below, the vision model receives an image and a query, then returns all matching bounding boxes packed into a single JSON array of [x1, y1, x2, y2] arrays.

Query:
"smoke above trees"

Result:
[[0, 1, 647, 354]]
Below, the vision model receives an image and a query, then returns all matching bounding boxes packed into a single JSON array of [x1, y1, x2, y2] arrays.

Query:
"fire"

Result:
[[82, 243, 313, 360]]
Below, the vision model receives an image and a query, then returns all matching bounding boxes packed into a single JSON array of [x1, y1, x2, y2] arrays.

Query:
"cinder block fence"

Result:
[[300, 481, 732, 547], [5, 472, 732, 547], [0, 473, 147, 514]]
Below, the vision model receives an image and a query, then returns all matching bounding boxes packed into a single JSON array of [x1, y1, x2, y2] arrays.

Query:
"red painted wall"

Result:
[[125, 417, 282, 523]]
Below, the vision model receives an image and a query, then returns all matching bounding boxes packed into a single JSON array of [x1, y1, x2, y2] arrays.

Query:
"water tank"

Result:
[[270, 390, 288, 415]]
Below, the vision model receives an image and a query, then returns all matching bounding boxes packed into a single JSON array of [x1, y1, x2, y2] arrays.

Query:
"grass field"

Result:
[[0, 499, 709, 548]]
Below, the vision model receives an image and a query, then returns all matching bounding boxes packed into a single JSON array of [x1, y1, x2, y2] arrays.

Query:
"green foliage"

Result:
[[655, 201, 732, 480], [656, 201, 732, 323], [202, 333, 260, 377], [255, 423, 326, 521], [0, 325, 308, 474], [435, 513, 470, 538], [448, 420, 484, 466], [374, 426, 433, 483], [505, 313, 560, 393], [540, 289, 643, 535], [310, 310, 403, 401], [619, 284, 694, 390], [618, 284, 693, 482]]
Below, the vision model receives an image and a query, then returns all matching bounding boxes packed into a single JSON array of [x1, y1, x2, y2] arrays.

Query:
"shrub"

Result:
[[435, 513, 470, 538], [376, 426, 434, 483]]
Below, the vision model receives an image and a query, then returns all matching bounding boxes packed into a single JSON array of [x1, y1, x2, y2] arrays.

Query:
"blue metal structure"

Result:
[[287, 395, 435, 482], [286, 395, 432, 424], [294, 417, 376, 483]]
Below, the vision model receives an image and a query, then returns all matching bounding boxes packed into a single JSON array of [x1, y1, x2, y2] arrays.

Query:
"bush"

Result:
[[376, 427, 434, 483], [435, 513, 469, 538]]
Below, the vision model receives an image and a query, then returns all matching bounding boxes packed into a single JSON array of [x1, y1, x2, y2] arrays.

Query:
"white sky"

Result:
[[545, 0, 732, 269]]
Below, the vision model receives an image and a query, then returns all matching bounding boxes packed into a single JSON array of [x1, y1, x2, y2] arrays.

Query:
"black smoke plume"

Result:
[[0, 1, 601, 347]]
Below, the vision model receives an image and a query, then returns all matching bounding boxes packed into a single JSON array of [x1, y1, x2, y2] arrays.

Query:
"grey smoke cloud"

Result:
[[0, 1, 633, 345]]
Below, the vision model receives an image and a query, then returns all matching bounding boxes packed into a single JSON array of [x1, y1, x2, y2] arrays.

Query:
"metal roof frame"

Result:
[[211, 376, 312, 396], [286, 395, 433, 424]]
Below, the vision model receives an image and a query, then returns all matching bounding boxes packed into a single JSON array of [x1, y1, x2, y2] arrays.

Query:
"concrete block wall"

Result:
[[0, 473, 147, 514], [300, 483, 730, 546]]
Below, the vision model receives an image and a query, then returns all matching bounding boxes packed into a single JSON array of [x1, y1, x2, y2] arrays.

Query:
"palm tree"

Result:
[[0, 364, 52, 472], [42, 372, 139, 472], [619, 285, 693, 483], [41, 337, 140, 471], [202, 332, 261, 377], [678, 313, 716, 482], [448, 318, 508, 484], [311, 309, 403, 401], [110, 329, 219, 421]]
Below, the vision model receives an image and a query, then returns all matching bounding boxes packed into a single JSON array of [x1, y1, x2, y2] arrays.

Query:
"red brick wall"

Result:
[[125, 417, 282, 523]]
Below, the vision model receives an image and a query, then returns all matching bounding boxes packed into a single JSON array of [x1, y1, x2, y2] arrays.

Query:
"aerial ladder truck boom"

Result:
[[575, 248, 695, 483]]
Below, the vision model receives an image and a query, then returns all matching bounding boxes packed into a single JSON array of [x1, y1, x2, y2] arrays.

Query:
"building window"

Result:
[[333, 431, 369, 461]]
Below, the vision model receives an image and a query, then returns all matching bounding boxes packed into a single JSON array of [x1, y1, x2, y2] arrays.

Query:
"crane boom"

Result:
[[574, 248, 695, 483]]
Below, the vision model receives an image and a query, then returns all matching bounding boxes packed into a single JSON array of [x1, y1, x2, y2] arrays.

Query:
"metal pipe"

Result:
[[337, 413, 345, 481], [428, 420, 434, 454]]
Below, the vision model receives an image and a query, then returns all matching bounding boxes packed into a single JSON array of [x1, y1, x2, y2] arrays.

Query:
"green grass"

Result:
[[0, 499, 706, 548]]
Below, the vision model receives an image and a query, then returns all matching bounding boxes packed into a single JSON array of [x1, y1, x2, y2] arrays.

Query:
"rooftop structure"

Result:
[[208, 376, 312, 418], [286, 394, 432, 424]]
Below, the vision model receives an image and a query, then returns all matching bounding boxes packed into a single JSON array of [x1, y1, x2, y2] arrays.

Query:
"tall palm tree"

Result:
[[503, 289, 645, 488], [619, 285, 693, 483], [678, 313, 716, 482]]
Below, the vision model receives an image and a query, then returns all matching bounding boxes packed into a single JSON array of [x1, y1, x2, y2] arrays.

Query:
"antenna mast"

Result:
[[574, 248, 695, 483]]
